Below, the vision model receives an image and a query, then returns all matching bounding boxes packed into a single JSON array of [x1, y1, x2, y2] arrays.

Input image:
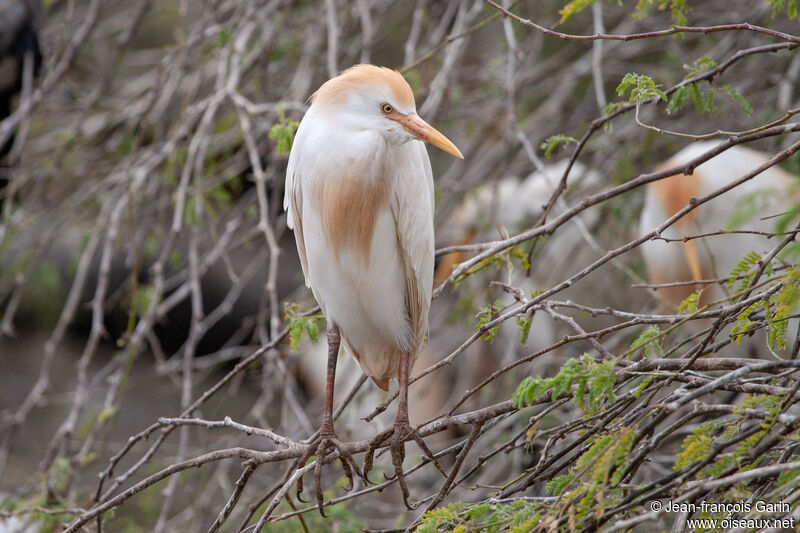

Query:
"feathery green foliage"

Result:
[[767, 0, 798, 19], [603, 101, 624, 115], [283, 302, 324, 352], [666, 56, 753, 116], [417, 500, 546, 533], [0, 496, 75, 531], [476, 300, 505, 340], [726, 251, 762, 292], [722, 84, 754, 115], [546, 427, 635, 527], [675, 421, 719, 470], [634, 0, 691, 25], [731, 302, 759, 344], [616, 73, 667, 104], [678, 288, 704, 314], [667, 57, 716, 114], [516, 312, 533, 345], [630, 326, 664, 358], [540, 134, 577, 158], [513, 354, 615, 413], [269, 109, 299, 155], [558, 0, 595, 23], [765, 269, 800, 350]]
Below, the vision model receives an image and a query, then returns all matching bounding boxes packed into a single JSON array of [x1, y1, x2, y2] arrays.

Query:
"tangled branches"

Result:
[[2, 1, 800, 532]]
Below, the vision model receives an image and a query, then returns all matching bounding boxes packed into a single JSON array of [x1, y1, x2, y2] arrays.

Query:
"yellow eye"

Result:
[[381, 103, 393, 114]]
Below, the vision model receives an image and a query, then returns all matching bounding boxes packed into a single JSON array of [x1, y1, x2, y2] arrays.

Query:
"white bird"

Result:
[[640, 141, 798, 310], [284, 64, 462, 510]]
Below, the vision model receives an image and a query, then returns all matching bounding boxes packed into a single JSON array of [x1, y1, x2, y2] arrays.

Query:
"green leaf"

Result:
[[630, 326, 663, 358], [616, 73, 667, 104], [634, 0, 690, 23], [776, 464, 800, 486], [283, 302, 324, 352], [268, 109, 300, 155], [722, 85, 753, 115], [683, 56, 717, 78], [669, 0, 690, 25], [677, 289, 704, 314], [546, 474, 574, 495], [604, 101, 623, 115], [539, 134, 577, 158], [731, 302, 758, 344], [558, 0, 595, 23], [517, 313, 533, 345], [766, 283, 798, 350], [588, 359, 616, 409], [634, 375, 655, 398], [475, 300, 505, 341], [675, 422, 719, 469], [666, 85, 690, 114], [513, 354, 616, 413], [726, 251, 761, 292], [767, 0, 798, 18], [688, 83, 715, 115]]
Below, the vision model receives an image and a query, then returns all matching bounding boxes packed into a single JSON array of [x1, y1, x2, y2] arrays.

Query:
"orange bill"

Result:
[[389, 111, 463, 159]]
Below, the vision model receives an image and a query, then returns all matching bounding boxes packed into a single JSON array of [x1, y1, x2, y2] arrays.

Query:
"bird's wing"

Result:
[[391, 141, 435, 349], [284, 143, 311, 288]]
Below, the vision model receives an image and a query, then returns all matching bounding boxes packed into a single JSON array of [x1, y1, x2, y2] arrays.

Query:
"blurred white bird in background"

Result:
[[434, 161, 604, 364], [639, 141, 800, 359], [284, 64, 462, 510], [640, 142, 799, 310]]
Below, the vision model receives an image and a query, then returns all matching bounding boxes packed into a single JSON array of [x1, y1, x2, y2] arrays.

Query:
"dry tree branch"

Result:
[[5, 3, 800, 531]]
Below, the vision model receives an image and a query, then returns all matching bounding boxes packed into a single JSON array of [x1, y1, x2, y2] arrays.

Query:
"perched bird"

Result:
[[640, 141, 798, 310], [283, 64, 462, 510]]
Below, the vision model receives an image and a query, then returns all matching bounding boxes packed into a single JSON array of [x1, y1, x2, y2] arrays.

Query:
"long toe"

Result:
[[410, 431, 446, 477], [365, 421, 426, 510], [390, 430, 417, 510], [329, 436, 361, 489], [363, 427, 394, 483], [295, 433, 357, 516]]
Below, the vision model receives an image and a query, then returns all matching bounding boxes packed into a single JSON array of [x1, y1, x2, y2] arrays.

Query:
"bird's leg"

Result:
[[363, 350, 444, 510], [296, 325, 361, 516]]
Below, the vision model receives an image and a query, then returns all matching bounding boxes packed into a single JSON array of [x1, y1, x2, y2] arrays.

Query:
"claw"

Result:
[[363, 420, 439, 510], [295, 473, 308, 503], [411, 431, 447, 477], [295, 428, 361, 516], [363, 427, 393, 484]]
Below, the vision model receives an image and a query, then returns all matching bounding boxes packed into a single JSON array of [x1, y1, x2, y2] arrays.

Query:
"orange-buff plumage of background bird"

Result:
[[283, 64, 463, 510]]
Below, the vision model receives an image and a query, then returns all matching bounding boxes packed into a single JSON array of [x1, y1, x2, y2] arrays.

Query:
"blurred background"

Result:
[[1, 0, 800, 531]]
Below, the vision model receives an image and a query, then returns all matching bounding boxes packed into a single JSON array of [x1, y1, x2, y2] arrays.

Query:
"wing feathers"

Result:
[[284, 153, 312, 288], [390, 141, 436, 354]]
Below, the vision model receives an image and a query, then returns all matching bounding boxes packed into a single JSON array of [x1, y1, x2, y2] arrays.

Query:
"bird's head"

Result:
[[310, 64, 463, 159]]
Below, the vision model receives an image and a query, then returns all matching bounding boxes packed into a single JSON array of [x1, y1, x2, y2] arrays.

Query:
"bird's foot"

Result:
[[296, 425, 361, 516], [363, 419, 443, 510]]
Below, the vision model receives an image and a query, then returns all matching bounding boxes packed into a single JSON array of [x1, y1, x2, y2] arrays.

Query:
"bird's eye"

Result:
[[381, 103, 393, 114]]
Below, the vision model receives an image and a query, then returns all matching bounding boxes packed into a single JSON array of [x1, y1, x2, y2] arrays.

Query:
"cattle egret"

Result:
[[284, 64, 462, 510], [640, 142, 798, 309]]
